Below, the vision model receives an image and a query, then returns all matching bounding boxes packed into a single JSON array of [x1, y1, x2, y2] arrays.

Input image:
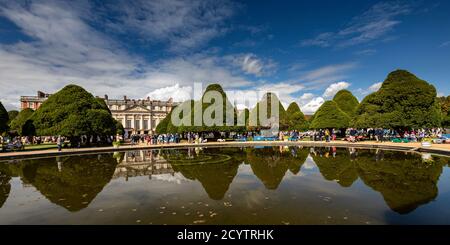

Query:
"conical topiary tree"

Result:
[[353, 70, 441, 129], [333, 89, 359, 117], [248, 93, 288, 131], [286, 102, 309, 131], [310, 101, 350, 129]]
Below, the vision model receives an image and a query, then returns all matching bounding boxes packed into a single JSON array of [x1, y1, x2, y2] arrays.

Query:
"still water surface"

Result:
[[1, 146, 449, 224]]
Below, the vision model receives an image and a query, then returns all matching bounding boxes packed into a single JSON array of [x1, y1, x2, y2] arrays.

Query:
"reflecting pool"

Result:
[[0, 146, 449, 224]]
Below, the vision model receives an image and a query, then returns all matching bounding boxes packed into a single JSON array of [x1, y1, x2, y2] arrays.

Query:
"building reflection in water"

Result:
[[112, 150, 174, 181], [0, 146, 448, 215]]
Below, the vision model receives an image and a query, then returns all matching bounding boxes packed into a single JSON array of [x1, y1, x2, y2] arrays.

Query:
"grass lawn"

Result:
[[24, 143, 58, 151]]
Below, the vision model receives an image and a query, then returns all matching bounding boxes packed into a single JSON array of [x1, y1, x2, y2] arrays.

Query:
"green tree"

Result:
[[155, 115, 169, 134], [85, 109, 116, 136], [199, 84, 240, 133], [310, 101, 350, 129], [286, 102, 309, 131], [248, 92, 288, 131], [166, 84, 244, 134], [0, 101, 8, 134], [353, 70, 441, 129], [115, 119, 124, 135], [333, 89, 359, 117], [9, 108, 35, 136], [30, 84, 116, 145], [7, 110, 19, 125], [438, 96, 450, 128]]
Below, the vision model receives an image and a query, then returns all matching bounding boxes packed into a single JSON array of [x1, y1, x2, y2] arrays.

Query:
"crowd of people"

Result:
[[275, 128, 446, 143], [1, 127, 448, 152], [128, 132, 213, 145], [0, 135, 67, 151]]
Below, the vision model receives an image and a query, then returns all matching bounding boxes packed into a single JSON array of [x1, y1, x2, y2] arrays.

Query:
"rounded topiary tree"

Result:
[[286, 102, 308, 131], [333, 89, 359, 117], [353, 70, 441, 129], [0, 102, 9, 135], [310, 101, 350, 129], [31, 84, 116, 145], [9, 108, 35, 136]]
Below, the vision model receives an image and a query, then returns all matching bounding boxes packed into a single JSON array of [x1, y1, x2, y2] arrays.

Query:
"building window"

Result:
[[28, 102, 33, 108], [143, 120, 148, 130], [135, 120, 140, 129], [126, 120, 132, 128], [151, 119, 156, 128]]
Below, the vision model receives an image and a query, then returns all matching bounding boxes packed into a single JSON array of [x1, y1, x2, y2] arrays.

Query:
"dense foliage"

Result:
[[286, 102, 308, 131], [333, 89, 359, 117], [353, 70, 441, 129], [310, 101, 350, 129], [159, 84, 244, 134], [438, 96, 450, 128], [248, 92, 288, 131], [30, 85, 116, 139], [0, 101, 8, 134], [9, 108, 35, 136], [7, 110, 19, 125], [115, 120, 125, 135]]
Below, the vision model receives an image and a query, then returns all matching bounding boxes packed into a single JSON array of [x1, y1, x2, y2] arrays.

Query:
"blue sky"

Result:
[[0, 0, 449, 113]]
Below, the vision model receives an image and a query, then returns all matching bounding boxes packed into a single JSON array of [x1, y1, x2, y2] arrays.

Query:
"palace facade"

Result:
[[103, 95, 177, 136], [20, 91, 177, 137]]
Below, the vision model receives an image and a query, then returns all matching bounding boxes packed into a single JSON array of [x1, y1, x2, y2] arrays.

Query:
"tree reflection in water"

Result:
[[0, 167, 11, 208], [311, 147, 444, 214], [0, 146, 447, 215], [0, 154, 118, 211], [312, 147, 359, 187], [246, 146, 308, 189], [164, 147, 242, 200], [355, 150, 442, 214]]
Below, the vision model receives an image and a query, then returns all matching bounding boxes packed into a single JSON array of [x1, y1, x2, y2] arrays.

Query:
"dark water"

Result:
[[0, 146, 449, 224]]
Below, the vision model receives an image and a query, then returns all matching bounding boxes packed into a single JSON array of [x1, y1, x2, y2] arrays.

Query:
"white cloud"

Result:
[[322, 81, 351, 98], [300, 1, 413, 48], [355, 49, 377, 56], [300, 32, 334, 48], [258, 83, 304, 96], [242, 55, 264, 76], [0, 1, 254, 110], [145, 84, 192, 102], [299, 93, 315, 103], [258, 82, 304, 108], [368, 82, 382, 92], [226, 53, 277, 77], [104, 0, 236, 53], [301, 97, 324, 115], [301, 63, 356, 88], [224, 82, 304, 110]]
